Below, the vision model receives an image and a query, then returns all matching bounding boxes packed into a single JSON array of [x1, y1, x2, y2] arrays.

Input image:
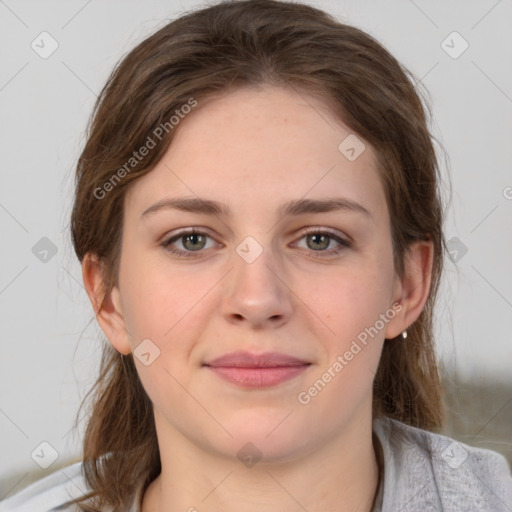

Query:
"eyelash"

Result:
[[161, 228, 351, 259]]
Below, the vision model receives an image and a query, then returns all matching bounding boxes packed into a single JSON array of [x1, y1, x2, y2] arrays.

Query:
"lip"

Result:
[[206, 366, 310, 388], [203, 351, 311, 388], [203, 350, 310, 368]]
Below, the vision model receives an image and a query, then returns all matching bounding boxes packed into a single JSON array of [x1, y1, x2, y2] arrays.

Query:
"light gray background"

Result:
[[1, 0, 511, 498]]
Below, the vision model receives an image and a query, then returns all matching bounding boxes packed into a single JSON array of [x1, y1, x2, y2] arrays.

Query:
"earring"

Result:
[[402, 330, 408, 339]]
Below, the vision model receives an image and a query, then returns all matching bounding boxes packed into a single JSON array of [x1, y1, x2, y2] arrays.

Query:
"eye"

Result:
[[161, 228, 351, 259], [293, 229, 351, 257], [161, 229, 218, 257]]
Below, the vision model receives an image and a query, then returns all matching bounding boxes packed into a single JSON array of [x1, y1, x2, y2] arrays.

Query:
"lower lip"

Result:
[[205, 365, 310, 388]]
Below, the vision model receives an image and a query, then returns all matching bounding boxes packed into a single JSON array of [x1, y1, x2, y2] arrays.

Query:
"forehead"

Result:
[[124, 85, 388, 222]]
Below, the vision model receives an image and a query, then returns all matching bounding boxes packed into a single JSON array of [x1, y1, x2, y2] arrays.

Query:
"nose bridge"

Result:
[[221, 235, 292, 326]]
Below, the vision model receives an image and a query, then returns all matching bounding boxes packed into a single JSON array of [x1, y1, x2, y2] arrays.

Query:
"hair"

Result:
[[68, 0, 448, 509]]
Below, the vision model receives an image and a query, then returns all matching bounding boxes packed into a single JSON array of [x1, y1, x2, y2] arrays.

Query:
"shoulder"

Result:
[[373, 417, 512, 512], [0, 461, 91, 512]]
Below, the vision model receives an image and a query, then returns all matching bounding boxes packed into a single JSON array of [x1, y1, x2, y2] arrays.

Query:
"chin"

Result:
[[217, 410, 312, 462]]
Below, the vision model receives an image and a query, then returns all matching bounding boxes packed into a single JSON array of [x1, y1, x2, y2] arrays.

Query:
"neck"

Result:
[[142, 408, 380, 512]]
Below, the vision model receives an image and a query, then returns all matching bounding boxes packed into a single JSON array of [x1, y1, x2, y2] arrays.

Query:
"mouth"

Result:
[[202, 351, 312, 388], [204, 365, 311, 388]]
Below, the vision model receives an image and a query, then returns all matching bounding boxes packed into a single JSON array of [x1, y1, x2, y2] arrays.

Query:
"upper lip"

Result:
[[203, 351, 310, 368]]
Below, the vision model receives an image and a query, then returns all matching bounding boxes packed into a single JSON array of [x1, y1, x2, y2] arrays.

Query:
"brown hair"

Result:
[[69, 0, 447, 509]]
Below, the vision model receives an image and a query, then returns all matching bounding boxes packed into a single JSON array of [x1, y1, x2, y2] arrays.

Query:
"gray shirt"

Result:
[[371, 417, 512, 511], [1, 417, 511, 511]]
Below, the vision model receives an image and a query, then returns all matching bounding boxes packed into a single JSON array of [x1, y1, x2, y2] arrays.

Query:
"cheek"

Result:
[[302, 261, 394, 342], [294, 266, 392, 415], [119, 252, 211, 341], [120, 268, 212, 409], [118, 259, 223, 402]]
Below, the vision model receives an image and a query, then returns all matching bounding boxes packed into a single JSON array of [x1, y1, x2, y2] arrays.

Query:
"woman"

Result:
[[1, 0, 511, 511]]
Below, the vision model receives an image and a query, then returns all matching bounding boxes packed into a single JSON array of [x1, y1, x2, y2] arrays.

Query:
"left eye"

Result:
[[294, 231, 351, 254]]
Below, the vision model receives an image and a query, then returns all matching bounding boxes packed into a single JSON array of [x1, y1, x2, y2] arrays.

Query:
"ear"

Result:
[[81, 253, 132, 355], [385, 240, 434, 339]]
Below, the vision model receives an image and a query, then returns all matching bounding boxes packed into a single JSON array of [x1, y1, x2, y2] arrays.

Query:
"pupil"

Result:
[[184, 234, 205, 250], [308, 234, 328, 250]]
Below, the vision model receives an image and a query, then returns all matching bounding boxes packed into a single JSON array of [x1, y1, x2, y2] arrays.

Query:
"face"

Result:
[[106, 85, 403, 462]]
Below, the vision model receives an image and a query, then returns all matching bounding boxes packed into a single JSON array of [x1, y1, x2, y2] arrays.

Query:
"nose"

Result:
[[220, 244, 293, 329]]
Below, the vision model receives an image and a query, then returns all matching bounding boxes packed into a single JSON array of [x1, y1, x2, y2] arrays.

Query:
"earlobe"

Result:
[[81, 253, 132, 355], [385, 240, 434, 340]]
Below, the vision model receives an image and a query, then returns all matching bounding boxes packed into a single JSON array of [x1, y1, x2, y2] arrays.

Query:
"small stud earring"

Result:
[[402, 330, 408, 339]]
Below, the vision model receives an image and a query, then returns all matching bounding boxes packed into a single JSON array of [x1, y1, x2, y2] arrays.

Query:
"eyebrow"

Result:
[[140, 196, 372, 220]]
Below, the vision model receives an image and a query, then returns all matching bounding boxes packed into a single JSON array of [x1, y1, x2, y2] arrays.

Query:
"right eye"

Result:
[[161, 229, 219, 258]]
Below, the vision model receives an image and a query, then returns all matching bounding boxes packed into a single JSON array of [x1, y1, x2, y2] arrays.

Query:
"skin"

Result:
[[83, 85, 433, 512]]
